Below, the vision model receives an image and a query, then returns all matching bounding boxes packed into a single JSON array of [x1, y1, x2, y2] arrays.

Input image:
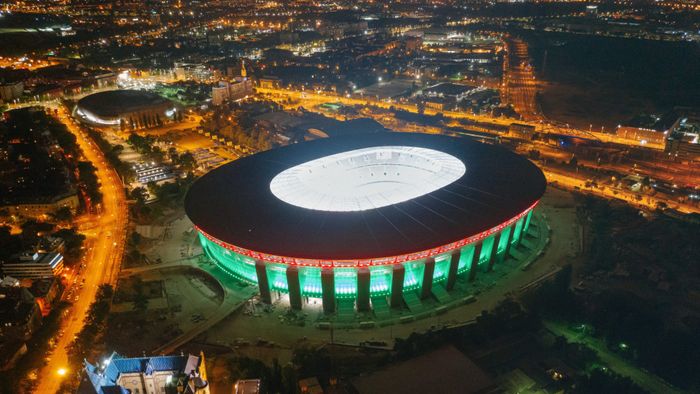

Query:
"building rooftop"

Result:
[[76, 90, 172, 118], [82, 352, 204, 394], [185, 133, 545, 261]]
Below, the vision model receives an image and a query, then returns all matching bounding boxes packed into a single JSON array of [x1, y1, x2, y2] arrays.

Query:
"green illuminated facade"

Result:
[[197, 208, 537, 314]]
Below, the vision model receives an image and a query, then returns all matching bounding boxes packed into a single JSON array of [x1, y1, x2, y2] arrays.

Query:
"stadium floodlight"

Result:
[[269, 146, 466, 212]]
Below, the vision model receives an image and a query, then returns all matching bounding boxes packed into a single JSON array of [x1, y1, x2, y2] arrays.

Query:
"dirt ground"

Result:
[[106, 268, 223, 355]]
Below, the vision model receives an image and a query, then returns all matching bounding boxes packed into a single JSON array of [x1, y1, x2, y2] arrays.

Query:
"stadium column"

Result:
[[496, 227, 511, 264], [321, 268, 335, 314], [286, 266, 302, 310], [421, 257, 435, 299], [514, 217, 525, 246], [524, 209, 534, 234], [487, 232, 503, 272], [502, 224, 516, 261], [469, 241, 483, 281], [357, 268, 370, 312], [390, 264, 405, 308], [446, 250, 461, 291], [255, 260, 271, 304]]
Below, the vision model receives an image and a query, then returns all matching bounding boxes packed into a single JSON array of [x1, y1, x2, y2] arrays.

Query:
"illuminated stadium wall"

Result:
[[196, 205, 536, 311], [185, 133, 547, 315]]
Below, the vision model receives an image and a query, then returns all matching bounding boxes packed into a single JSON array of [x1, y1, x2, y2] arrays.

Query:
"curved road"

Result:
[[34, 105, 128, 393]]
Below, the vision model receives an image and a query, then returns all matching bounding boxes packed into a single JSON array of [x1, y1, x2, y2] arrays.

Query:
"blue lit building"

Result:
[[80, 352, 209, 394]]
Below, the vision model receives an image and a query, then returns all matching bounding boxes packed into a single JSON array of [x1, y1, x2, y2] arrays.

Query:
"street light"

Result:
[[57, 368, 67, 377]]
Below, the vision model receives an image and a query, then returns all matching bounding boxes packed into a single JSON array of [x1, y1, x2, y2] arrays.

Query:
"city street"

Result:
[[33, 106, 128, 394], [503, 37, 543, 122], [255, 86, 664, 149]]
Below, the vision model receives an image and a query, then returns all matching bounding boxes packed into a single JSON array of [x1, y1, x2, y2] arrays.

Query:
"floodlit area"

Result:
[[74, 106, 120, 126], [269, 146, 466, 212]]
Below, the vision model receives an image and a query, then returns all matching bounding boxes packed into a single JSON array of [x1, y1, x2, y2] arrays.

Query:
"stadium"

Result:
[[74, 89, 177, 127], [185, 133, 546, 314]]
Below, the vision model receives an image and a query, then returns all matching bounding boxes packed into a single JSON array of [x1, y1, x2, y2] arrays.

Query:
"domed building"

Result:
[[74, 90, 177, 128], [185, 133, 546, 314]]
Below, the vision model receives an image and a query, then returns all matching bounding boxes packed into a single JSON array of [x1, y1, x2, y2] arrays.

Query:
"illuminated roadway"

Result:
[[254, 86, 664, 150], [503, 37, 543, 122], [33, 105, 128, 394]]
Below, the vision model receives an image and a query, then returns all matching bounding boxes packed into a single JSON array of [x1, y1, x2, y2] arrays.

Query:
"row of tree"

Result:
[[66, 284, 114, 370], [87, 129, 136, 183], [0, 222, 85, 262]]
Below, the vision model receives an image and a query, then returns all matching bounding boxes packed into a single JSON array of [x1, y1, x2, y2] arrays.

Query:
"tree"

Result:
[[147, 181, 159, 197], [53, 228, 86, 259], [575, 367, 645, 394], [177, 152, 196, 173], [21, 220, 56, 247], [168, 147, 179, 162], [129, 231, 142, 246], [133, 292, 149, 312], [50, 206, 73, 222], [130, 187, 148, 205], [78, 161, 103, 204], [641, 176, 651, 188], [132, 277, 149, 312], [0, 226, 22, 261], [150, 146, 165, 162]]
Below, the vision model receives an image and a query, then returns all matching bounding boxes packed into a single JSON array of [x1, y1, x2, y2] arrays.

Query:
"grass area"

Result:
[[113, 277, 164, 303]]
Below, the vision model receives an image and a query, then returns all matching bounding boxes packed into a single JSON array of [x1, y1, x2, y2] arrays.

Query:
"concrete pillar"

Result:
[[420, 257, 435, 299], [200, 237, 215, 261], [255, 260, 271, 304], [469, 242, 483, 282], [446, 250, 460, 291], [286, 266, 302, 310], [524, 210, 533, 233], [514, 218, 525, 246], [480, 237, 495, 273], [503, 224, 516, 261], [357, 268, 370, 312], [496, 228, 511, 264], [487, 232, 503, 272], [390, 264, 405, 308], [321, 268, 335, 314]]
